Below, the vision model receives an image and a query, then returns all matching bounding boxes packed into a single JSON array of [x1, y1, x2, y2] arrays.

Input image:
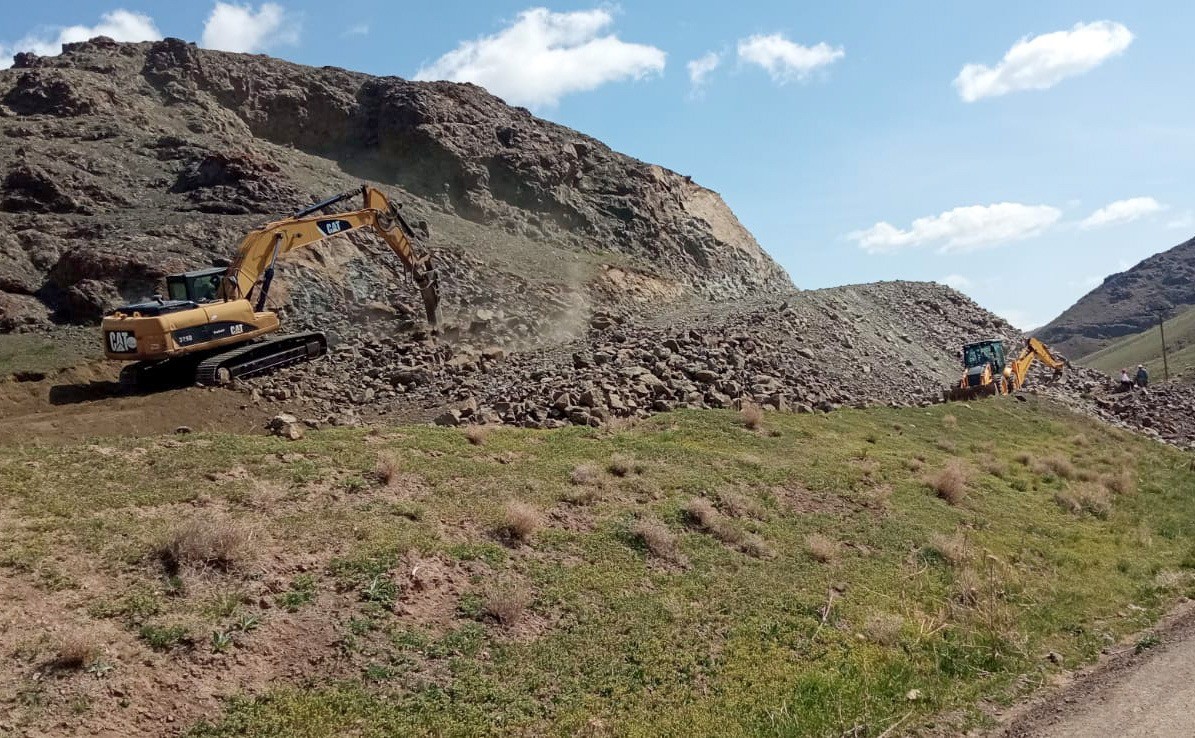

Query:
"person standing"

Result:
[[1136, 364, 1149, 388]]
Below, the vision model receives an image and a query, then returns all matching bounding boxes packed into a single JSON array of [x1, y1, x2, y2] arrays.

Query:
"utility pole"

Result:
[[1159, 311, 1170, 383]]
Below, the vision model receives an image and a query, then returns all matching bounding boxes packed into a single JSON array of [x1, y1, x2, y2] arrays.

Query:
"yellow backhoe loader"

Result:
[[102, 185, 439, 387], [943, 337, 1067, 402]]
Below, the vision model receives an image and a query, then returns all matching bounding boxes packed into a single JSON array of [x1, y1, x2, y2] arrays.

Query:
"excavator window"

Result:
[[165, 269, 225, 304]]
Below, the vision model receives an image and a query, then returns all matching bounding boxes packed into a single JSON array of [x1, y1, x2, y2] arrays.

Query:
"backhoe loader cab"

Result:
[[961, 339, 1006, 387]]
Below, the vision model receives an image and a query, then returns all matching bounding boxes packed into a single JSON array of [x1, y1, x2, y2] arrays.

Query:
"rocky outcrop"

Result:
[[0, 37, 790, 333], [1039, 236, 1195, 358]]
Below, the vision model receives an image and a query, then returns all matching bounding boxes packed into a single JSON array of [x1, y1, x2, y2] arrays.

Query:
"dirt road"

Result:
[[997, 601, 1195, 737]]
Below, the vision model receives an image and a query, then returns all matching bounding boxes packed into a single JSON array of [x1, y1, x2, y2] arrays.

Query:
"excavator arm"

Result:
[[1008, 337, 1068, 389], [220, 185, 439, 327]]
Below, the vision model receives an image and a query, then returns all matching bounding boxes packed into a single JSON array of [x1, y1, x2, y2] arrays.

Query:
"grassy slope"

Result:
[[2, 401, 1195, 736], [0, 334, 98, 378], [1080, 305, 1195, 382]]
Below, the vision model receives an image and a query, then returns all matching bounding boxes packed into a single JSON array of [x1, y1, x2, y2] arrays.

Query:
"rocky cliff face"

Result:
[[0, 37, 791, 335], [1038, 236, 1195, 358]]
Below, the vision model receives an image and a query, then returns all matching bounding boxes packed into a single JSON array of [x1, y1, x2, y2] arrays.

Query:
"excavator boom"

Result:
[[101, 184, 440, 387]]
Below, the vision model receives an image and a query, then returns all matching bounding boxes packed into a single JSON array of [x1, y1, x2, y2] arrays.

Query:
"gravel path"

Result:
[[996, 602, 1195, 737]]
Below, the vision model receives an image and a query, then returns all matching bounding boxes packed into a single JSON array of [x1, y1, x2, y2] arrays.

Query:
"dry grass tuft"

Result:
[[501, 502, 543, 543], [607, 453, 644, 477], [54, 633, 101, 670], [942, 414, 958, 429], [981, 457, 1007, 479], [1054, 484, 1111, 518], [928, 461, 968, 505], [865, 483, 894, 508], [159, 518, 254, 572], [482, 583, 532, 626], [1013, 452, 1034, 467], [742, 534, 775, 559], [1042, 454, 1077, 480], [864, 614, 904, 646], [560, 486, 599, 506], [904, 457, 925, 473], [804, 533, 839, 563], [1103, 469, 1137, 496], [374, 453, 401, 486], [740, 403, 764, 431], [927, 531, 969, 566], [463, 425, 490, 446], [630, 518, 680, 561], [683, 498, 744, 545], [952, 568, 983, 606], [936, 439, 958, 454], [1069, 434, 1089, 447], [569, 463, 600, 486], [716, 491, 767, 520]]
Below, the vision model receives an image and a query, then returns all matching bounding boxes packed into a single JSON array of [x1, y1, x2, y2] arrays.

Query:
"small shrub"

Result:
[[805, 533, 839, 563], [501, 502, 542, 543], [981, 458, 1006, 479], [560, 486, 599, 506], [463, 426, 490, 446], [1103, 469, 1137, 496], [569, 464, 600, 486], [1055, 484, 1111, 518], [374, 454, 401, 486], [139, 624, 190, 651], [1013, 452, 1033, 467], [929, 461, 968, 504], [864, 614, 903, 646], [904, 457, 925, 473], [159, 518, 253, 573], [740, 403, 764, 431], [630, 519, 679, 561], [54, 634, 100, 670], [927, 531, 969, 566], [942, 414, 958, 429], [482, 584, 531, 626]]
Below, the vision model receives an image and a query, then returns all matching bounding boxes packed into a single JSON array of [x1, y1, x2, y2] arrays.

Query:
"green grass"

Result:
[[0, 333, 96, 377], [2, 400, 1195, 736], [1080, 304, 1195, 382]]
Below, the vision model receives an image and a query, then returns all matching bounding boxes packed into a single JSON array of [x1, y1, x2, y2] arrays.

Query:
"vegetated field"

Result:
[[1080, 305, 1195, 382], [0, 332, 100, 378], [2, 400, 1194, 737]]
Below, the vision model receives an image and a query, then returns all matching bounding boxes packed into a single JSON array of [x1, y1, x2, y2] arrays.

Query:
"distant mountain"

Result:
[[1038, 236, 1195, 358]]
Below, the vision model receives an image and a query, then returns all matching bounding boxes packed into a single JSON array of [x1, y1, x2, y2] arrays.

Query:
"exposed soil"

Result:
[[989, 600, 1195, 738]]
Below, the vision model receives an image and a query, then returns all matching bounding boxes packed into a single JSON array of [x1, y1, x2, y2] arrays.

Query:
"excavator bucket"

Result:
[[942, 381, 998, 402]]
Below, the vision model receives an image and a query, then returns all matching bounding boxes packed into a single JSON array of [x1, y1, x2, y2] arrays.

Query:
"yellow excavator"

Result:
[[102, 185, 439, 387], [943, 337, 1068, 401]]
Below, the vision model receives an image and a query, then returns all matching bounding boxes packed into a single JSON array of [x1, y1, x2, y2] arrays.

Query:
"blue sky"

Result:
[[3, 2, 1193, 329]]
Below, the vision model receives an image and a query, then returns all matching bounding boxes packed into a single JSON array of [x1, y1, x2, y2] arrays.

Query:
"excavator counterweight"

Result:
[[101, 185, 439, 388]]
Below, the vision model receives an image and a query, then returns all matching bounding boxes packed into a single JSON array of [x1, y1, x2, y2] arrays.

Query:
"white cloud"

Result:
[[201, 2, 299, 54], [341, 23, 369, 38], [954, 21, 1132, 102], [737, 33, 844, 83], [1080, 196, 1165, 229], [850, 203, 1062, 254], [687, 51, 721, 96], [0, 9, 161, 69], [1166, 210, 1194, 230], [414, 8, 666, 108], [940, 274, 973, 290], [996, 308, 1044, 332]]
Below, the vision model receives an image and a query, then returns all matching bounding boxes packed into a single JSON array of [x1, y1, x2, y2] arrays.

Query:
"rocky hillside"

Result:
[[1038, 236, 1195, 358], [0, 37, 790, 336]]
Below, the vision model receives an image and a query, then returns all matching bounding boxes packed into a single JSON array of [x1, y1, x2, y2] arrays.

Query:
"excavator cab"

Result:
[[166, 267, 225, 304]]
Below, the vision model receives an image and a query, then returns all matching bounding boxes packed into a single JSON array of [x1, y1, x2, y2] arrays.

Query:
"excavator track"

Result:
[[194, 332, 327, 386]]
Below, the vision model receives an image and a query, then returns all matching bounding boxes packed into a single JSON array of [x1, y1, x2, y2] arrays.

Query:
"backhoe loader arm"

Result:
[[220, 185, 440, 327], [1009, 337, 1067, 387]]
